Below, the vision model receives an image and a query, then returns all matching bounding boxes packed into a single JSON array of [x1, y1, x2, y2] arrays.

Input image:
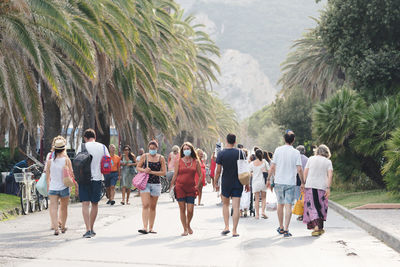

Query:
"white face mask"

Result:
[[183, 149, 191, 157]]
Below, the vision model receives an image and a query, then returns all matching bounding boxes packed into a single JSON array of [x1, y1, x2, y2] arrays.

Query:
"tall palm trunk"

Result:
[[83, 96, 95, 131], [95, 100, 110, 147], [42, 81, 61, 157]]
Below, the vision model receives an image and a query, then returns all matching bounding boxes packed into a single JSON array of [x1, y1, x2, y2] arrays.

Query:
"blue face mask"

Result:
[[149, 149, 157, 156], [183, 150, 191, 157]]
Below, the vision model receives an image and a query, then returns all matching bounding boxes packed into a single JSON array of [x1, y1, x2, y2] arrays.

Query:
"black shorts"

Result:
[[79, 180, 102, 203], [221, 187, 242, 198]]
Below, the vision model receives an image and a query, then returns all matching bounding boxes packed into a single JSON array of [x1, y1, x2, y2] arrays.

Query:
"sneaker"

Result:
[[83, 231, 92, 238], [106, 200, 111, 204], [283, 230, 292, 237], [90, 230, 96, 237], [110, 200, 115, 205]]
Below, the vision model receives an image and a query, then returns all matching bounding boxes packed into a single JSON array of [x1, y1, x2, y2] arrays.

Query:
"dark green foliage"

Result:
[[247, 105, 274, 138], [318, 0, 400, 94], [273, 88, 313, 145], [382, 128, 400, 193], [0, 148, 19, 172]]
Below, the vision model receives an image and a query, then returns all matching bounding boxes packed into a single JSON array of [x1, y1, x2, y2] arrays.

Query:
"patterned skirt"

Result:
[[303, 188, 328, 230]]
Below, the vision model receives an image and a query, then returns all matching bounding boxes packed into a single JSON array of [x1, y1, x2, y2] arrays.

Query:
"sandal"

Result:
[[232, 234, 240, 237], [61, 227, 68, 234], [283, 230, 292, 237], [148, 230, 157, 234], [120, 201, 125, 205], [54, 230, 59, 236], [262, 214, 268, 219], [138, 229, 148, 234], [221, 230, 230, 236], [277, 227, 284, 234]]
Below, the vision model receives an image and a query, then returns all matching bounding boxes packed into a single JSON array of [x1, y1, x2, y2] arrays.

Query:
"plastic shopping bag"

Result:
[[37, 173, 48, 197]]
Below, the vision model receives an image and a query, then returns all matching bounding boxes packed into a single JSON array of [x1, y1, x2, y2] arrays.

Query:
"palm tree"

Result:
[[313, 89, 386, 187], [279, 29, 345, 101], [313, 89, 365, 148], [382, 127, 400, 192]]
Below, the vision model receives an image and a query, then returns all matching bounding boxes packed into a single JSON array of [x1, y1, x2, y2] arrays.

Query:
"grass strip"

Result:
[[330, 189, 400, 209]]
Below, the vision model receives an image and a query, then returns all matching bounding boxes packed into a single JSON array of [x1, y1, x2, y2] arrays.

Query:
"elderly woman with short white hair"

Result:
[[303, 144, 333, 236]]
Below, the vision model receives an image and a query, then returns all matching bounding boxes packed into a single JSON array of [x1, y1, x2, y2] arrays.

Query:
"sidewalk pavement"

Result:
[[6, 187, 399, 267], [329, 201, 400, 253]]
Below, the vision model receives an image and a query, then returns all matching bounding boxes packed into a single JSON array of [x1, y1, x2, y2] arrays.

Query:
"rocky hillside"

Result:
[[177, 0, 325, 119]]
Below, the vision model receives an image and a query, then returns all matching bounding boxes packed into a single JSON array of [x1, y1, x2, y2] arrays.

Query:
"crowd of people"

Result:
[[42, 128, 333, 239]]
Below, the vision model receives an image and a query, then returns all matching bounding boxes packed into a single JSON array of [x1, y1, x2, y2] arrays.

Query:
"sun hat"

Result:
[[54, 138, 66, 150]]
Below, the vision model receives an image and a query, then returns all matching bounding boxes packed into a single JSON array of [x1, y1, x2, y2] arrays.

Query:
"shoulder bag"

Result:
[[132, 154, 149, 191], [237, 149, 251, 185]]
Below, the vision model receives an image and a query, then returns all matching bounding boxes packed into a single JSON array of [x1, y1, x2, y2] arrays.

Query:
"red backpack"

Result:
[[101, 145, 112, 174]]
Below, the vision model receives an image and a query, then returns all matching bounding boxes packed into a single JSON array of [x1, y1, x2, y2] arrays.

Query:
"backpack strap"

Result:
[[81, 143, 87, 153]]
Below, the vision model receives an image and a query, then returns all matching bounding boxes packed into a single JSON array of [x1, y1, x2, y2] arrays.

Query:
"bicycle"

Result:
[[14, 164, 44, 215], [160, 176, 169, 193]]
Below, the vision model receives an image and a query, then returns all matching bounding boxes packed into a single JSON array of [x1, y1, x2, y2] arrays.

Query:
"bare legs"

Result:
[[106, 185, 116, 202], [277, 203, 293, 231], [149, 196, 158, 231], [261, 191, 267, 217], [221, 196, 241, 236], [121, 187, 126, 204], [178, 201, 195, 236], [140, 192, 159, 232], [254, 192, 260, 218], [49, 195, 59, 232], [50, 195, 69, 234], [197, 185, 203, 205], [82, 201, 99, 232], [110, 186, 115, 201], [59, 197, 69, 229], [222, 196, 230, 231]]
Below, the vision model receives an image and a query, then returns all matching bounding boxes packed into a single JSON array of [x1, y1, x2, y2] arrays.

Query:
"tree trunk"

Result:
[[95, 101, 110, 147], [83, 97, 95, 132], [42, 82, 61, 157]]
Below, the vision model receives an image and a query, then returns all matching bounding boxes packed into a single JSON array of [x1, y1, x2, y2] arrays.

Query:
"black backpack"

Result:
[[73, 143, 93, 184]]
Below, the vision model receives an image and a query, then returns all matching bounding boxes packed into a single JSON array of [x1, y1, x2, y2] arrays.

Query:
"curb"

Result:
[[329, 200, 400, 253]]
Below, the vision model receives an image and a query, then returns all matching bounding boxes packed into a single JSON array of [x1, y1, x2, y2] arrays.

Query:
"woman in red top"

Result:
[[170, 142, 202, 236], [210, 152, 217, 192], [195, 149, 206, 206]]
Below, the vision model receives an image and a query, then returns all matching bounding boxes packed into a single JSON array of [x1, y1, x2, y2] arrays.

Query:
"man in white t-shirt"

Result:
[[76, 128, 110, 238], [268, 130, 304, 237]]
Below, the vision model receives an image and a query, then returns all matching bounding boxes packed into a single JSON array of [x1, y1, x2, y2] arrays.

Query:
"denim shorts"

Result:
[[104, 172, 118, 187], [274, 184, 296, 204], [177, 196, 195, 204], [140, 183, 161, 197], [48, 187, 70, 198], [79, 180, 102, 203]]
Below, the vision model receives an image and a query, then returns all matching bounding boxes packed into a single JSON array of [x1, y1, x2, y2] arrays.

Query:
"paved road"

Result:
[[1, 187, 400, 267]]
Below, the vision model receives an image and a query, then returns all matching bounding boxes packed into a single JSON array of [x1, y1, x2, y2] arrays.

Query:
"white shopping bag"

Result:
[[266, 189, 277, 211], [237, 149, 250, 185]]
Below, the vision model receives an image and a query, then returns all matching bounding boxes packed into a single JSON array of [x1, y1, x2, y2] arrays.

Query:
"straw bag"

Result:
[[237, 149, 250, 185], [63, 164, 75, 187]]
